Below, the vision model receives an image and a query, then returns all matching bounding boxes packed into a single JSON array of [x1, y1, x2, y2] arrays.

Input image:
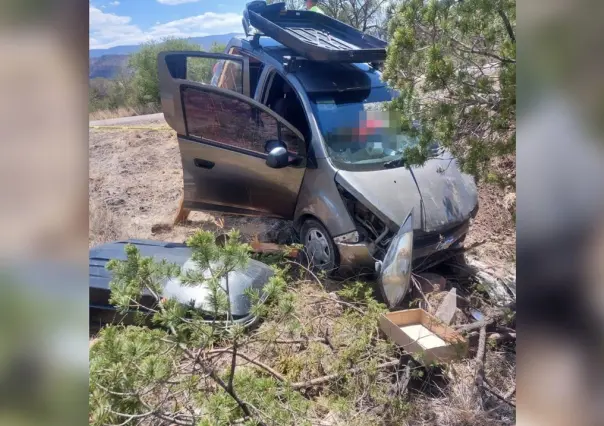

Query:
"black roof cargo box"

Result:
[[242, 1, 388, 63]]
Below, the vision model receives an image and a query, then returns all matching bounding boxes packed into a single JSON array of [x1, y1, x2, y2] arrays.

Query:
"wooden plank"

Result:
[[173, 195, 191, 225], [249, 239, 299, 258]]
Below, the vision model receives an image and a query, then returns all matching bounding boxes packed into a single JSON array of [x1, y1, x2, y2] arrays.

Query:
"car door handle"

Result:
[[194, 158, 215, 169]]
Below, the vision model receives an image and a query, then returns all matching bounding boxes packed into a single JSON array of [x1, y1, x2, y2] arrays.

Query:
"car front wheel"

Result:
[[300, 219, 338, 274]]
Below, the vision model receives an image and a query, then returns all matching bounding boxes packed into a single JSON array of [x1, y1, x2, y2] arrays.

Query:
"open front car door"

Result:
[[158, 51, 307, 218]]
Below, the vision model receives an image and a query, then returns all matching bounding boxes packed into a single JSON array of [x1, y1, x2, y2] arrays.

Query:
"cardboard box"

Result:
[[379, 308, 467, 364]]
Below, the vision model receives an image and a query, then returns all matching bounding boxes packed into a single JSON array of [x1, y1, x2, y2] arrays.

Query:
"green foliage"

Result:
[[332, 282, 394, 369], [129, 38, 200, 105], [89, 71, 136, 112], [90, 230, 257, 425], [201, 369, 312, 425], [106, 243, 180, 314], [90, 231, 418, 425], [337, 280, 376, 304], [89, 326, 177, 425], [89, 39, 226, 113], [245, 266, 289, 319], [384, 0, 516, 184]]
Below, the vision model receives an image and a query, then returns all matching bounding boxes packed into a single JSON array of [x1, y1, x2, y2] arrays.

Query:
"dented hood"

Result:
[[334, 153, 478, 233]]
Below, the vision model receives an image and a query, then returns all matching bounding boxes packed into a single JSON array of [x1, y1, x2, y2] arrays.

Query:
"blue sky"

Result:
[[89, 0, 249, 49]]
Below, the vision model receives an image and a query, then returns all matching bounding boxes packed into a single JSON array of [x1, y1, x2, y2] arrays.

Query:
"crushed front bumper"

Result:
[[335, 217, 471, 307], [413, 220, 470, 260], [336, 212, 414, 308]]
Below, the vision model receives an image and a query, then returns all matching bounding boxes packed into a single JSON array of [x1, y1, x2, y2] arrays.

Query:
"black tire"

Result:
[[300, 219, 339, 274]]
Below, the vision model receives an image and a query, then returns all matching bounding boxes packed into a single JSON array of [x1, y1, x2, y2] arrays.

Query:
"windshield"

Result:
[[309, 86, 419, 170]]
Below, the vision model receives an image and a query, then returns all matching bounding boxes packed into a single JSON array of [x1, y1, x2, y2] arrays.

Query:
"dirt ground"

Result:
[[89, 126, 516, 267], [89, 127, 287, 248]]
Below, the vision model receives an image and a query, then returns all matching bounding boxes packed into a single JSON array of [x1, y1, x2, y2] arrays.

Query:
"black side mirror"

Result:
[[266, 146, 289, 169]]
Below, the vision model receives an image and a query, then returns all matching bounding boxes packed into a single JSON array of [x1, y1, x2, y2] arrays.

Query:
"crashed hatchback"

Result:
[[157, 1, 478, 306]]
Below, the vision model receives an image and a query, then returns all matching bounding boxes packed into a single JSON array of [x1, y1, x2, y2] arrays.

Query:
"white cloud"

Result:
[[149, 12, 242, 39], [89, 6, 242, 49], [109, 1, 120, 5], [157, 0, 200, 5], [89, 6, 146, 48]]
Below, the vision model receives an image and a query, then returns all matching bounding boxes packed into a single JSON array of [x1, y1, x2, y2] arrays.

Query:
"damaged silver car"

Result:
[[157, 10, 478, 306]]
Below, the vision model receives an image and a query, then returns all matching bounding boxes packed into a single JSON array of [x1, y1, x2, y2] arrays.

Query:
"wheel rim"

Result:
[[305, 228, 332, 267]]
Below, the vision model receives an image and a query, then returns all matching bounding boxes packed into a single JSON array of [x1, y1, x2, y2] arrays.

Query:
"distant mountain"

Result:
[[89, 55, 130, 79], [89, 33, 243, 58]]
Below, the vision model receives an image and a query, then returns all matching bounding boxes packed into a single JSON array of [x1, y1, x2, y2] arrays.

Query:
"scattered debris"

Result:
[[465, 256, 516, 306], [249, 237, 300, 258], [470, 308, 484, 321], [259, 220, 297, 244], [291, 359, 400, 389], [435, 287, 457, 325], [503, 192, 516, 216], [412, 272, 446, 311], [379, 308, 468, 364], [150, 223, 172, 234]]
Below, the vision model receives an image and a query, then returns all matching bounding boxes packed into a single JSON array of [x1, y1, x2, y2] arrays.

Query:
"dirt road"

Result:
[[90, 113, 166, 127]]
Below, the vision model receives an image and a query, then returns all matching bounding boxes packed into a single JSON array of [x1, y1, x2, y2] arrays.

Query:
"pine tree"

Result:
[[89, 229, 289, 425], [383, 0, 516, 184]]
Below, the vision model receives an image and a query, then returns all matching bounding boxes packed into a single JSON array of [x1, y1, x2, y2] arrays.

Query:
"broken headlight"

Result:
[[375, 210, 413, 308]]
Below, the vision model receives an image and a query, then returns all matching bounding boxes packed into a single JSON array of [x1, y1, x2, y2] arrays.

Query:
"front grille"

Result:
[[413, 221, 469, 249]]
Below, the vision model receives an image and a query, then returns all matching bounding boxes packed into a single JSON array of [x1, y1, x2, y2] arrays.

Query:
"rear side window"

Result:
[[184, 56, 244, 93], [183, 87, 301, 155], [228, 47, 264, 97]]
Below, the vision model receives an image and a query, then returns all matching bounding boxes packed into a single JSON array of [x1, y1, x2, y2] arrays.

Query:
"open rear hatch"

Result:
[[242, 0, 388, 63]]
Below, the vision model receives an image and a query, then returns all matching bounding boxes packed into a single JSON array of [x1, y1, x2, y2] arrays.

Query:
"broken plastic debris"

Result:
[[470, 308, 484, 321], [435, 287, 457, 325]]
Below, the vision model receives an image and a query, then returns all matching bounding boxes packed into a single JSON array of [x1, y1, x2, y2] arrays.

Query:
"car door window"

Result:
[[262, 71, 311, 141], [228, 47, 264, 98], [185, 56, 241, 90], [159, 51, 251, 136], [182, 87, 303, 156]]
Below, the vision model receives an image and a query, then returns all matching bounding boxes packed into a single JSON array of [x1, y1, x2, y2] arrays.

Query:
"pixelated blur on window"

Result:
[[309, 86, 418, 168], [183, 88, 302, 155]]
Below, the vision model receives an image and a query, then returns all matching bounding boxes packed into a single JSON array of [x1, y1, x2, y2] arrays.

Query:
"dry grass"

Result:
[[406, 349, 515, 426], [89, 104, 161, 121], [89, 200, 126, 246], [466, 154, 516, 264]]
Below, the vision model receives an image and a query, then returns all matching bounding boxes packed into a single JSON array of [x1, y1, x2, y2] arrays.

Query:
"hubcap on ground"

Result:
[[305, 228, 331, 267]]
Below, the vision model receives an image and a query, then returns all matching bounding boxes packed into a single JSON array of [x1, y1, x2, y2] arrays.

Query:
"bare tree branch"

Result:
[[497, 9, 515, 42], [209, 348, 288, 382], [227, 340, 238, 393], [474, 325, 487, 407], [484, 378, 516, 408], [107, 408, 155, 426], [292, 359, 399, 389]]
